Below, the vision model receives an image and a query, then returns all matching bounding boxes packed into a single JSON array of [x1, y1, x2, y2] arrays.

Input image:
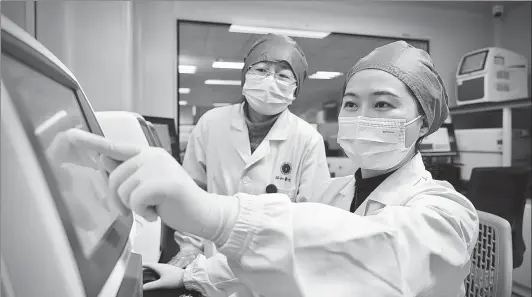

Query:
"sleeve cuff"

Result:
[[217, 193, 289, 261], [183, 259, 207, 296]]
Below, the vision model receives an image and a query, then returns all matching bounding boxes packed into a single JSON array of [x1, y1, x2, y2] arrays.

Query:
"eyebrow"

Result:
[[343, 90, 401, 99], [371, 90, 401, 98]]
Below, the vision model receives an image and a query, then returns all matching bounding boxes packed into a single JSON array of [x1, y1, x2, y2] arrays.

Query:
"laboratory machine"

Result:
[[456, 47, 529, 106], [455, 128, 531, 181], [1, 15, 199, 297], [95, 111, 164, 264], [1, 16, 140, 297], [419, 122, 463, 189]]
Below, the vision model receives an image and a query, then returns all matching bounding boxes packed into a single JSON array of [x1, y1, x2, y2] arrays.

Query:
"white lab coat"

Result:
[[179, 103, 330, 296], [213, 153, 479, 297], [182, 103, 329, 200]]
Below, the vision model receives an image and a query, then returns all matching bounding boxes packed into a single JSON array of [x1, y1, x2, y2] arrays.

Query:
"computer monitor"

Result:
[[146, 122, 164, 148], [137, 118, 157, 147], [142, 116, 180, 163], [419, 123, 459, 157], [1, 17, 136, 297]]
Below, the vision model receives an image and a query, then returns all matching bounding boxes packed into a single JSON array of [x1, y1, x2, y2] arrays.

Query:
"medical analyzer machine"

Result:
[[1, 16, 141, 297], [1, 16, 201, 297], [95, 111, 164, 265], [456, 47, 529, 105]]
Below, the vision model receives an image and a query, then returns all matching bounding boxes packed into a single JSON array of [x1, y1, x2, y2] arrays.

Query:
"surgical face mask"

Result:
[[242, 74, 297, 116], [337, 115, 422, 170]]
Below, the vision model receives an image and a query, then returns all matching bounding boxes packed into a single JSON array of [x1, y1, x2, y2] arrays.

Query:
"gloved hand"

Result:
[[142, 263, 185, 291], [169, 232, 204, 268], [168, 249, 200, 268], [65, 129, 214, 238], [45, 130, 108, 231]]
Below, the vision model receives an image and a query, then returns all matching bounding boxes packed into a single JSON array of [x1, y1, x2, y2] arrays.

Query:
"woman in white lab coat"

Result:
[[170, 34, 330, 296], [72, 41, 479, 297]]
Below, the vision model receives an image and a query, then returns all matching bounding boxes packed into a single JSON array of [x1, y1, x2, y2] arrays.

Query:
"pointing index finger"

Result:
[[65, 128, 141, 161]]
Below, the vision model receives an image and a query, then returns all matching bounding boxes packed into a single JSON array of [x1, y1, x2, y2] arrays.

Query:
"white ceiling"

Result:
[[178, 22, 428, 116], [177, 0, 527, 118], [401, 1, 525, 14]]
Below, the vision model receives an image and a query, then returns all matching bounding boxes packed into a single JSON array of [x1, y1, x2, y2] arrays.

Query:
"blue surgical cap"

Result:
[[343, 41, 449, 136], [241, 34, 308, 97]]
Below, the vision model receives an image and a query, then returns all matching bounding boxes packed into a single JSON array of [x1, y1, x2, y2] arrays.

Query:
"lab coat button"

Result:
[[242, 176, 250, 184]]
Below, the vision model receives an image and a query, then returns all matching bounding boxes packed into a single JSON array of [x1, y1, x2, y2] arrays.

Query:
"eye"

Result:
[[254, 68, 268, 73], [343, 101, 356, 108], [375, 101, 393, 109]]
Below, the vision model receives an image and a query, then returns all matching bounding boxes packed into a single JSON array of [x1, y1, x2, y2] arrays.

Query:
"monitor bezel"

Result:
[[458, 49, 489, 75], [137, 118, 158, 147], [147, 123, 164, 148], [1, 30, 133, 297], [142, 116, 180, 163]]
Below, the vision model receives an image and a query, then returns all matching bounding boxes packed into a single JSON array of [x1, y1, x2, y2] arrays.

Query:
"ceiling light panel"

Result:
[[179, 65, 197, 74], [205, 80, 241, 86], [212, 61, 245, 69], [308, 71, 343, 79], [229, 24, 330, 39]]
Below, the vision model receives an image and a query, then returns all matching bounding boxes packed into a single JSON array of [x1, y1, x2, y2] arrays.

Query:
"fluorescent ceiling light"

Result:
[[179, 65, 197, 74], [212, 61, 245, 69], [179, 101, 188, 106], [179, 88, 191, 94], [213, 103, 232, 107], [205, 79, 241, 86], [229, 24, 330, 39], [308, 71, 343, 80]]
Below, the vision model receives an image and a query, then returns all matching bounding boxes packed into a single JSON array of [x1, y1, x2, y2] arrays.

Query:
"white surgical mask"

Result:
[[337, 115, 422, 170], [242, 74, 296, 116]]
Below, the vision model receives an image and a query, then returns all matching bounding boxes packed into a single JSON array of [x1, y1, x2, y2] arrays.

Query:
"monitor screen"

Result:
[[1, 53, 124, 258], [459, 50, 488, 75], [419, 123, 458, 156], [138, 119, 157, 147], [152, 123, 173, 154], [147, 124, 164, 148]]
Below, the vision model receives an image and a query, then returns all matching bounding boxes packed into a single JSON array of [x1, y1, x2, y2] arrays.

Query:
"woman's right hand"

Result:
[[65, 128, 209, 232], [142, 263, 185, 291]]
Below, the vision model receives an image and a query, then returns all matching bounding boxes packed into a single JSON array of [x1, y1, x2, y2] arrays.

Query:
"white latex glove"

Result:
[[168, 246, 201, 268], [66, 129, 211, 234], [46, 130, 109, 230], [142, 262, 185, 291]]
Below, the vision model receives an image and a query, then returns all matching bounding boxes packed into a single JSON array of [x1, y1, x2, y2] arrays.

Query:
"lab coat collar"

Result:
[[230, 103, 292, 170], [362, 153, 427, 215], [339, 177, 356, 201], [230, 102, 291, 141], [339, 153, 428, 215]]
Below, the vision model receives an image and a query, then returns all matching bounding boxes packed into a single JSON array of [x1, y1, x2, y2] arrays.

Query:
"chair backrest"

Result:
[[467, 166, 531, 268], [465, 210, 513, 297]]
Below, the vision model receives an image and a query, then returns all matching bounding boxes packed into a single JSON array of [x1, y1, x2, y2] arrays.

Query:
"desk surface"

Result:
[[449, 98, 531, 115]]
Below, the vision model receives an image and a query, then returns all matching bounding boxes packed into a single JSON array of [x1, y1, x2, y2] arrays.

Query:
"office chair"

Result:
[[466, 167, 531, 268], [465, 211, 513, 297]]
